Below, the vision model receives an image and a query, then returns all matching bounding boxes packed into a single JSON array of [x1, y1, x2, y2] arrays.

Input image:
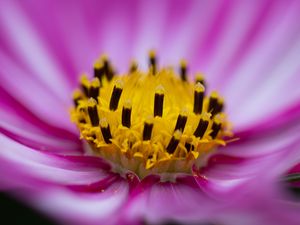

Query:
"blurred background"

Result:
[[0, 192, 57, 225]]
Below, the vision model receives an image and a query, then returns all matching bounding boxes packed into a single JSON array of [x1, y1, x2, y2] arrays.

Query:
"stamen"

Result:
[[154, 85, 164, 117], [73, 89, 82, 107], [193, 82, 205, 115], [166, 130, 182, 154], [94, 61, 104, 83], [174, 109, 188, 132], [194, 113, 210, 138], [109, 80, 123, 111], [79, 118, 86, 124], [143, 117, 154, 141], [79, 108, 87, 124], [87, 98, 99, 126], [129, 60, 138, 73], [180, 59, 188, 81], [89, 78, 100, 101], [215, 98, 224, 114], [195, 73, 206, 88], [185, 138, 194, 152], [208, 91, 219, 117], [122, 100, 132, 128], [80, 74, 90, 96], [149, 50, 157, 74], [210, 121, 222, 139], [102, 55, 114, 81], [100, 118, 112, 143]]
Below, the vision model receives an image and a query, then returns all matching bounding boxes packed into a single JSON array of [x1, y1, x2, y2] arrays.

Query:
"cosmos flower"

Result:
[[1, 0, 300, 225]]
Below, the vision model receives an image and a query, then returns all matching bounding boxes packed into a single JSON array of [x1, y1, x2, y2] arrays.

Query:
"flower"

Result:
[[1, 1, 300, 225]]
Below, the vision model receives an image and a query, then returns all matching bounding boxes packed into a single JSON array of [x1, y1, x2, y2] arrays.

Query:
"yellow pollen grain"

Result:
[[210, 91, 219, 99], [155, 84, 165, 95], [180, 59, 187, 68], [80, 74, 90, 86], [73, 89, 82, 99], [149, 49, 156, 58], [100, 118, 109, 128], [123, 99, 132, 109], [90, 77, 100, 87], [180, 107, 189, 117], [195, 72, 204, 81], [195, 82, 205, 93], [115, 79, 124, 89], [94, 61, 102, 69], [173, 130, 182, 140], [87, 97, 97, 106]]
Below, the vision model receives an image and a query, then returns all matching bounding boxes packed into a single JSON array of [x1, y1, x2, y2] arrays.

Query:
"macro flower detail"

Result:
[[1, 1, 300, 225], [71, 52, 232, 179]]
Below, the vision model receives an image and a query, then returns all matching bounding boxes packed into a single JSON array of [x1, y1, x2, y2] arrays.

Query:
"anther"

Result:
[[210, 121, 222, 139], [87, 98, 99, 126], [195, 73, 206, 88], [149, 50, 157, 74], [193, 82, 205, 115], [89, 78, 100, 101], [129, 60, 138, 73], [194, 113, 210, 138], [79, 118, 86, 124], [102, 55, 114, 81], [122, 100, 132, 128], [78, 108, 87, 124], [94, 61, 104, 83], [154, 85, 164, 117], [143, 117, 154, 141], [174, 109, 188, 132], [73, 89, 82, 107], [215, 98, 224, 115], [180, 59, 187, 81], [185, 138, 194, 152], [80, 75, 90, 96], [100, 118, 112, 144], [109, 80, 123, 111], [208, 91, 219, 117], [166, 130, 182, 154]]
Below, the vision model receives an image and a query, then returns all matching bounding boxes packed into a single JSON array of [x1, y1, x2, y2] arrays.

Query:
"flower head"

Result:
[[1, 1, 300, 225], [71, 52, 232, 179]]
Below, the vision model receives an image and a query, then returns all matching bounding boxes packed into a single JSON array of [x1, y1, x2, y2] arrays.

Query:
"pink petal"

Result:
[[0, 86, 81, 153], [235, 101, 300, 140], [0, 1, 73, 99], [0, 134, 114, 190], [0, 53, 76, 132], [124, 176, 225, 224], [13, 179, 130, 225]]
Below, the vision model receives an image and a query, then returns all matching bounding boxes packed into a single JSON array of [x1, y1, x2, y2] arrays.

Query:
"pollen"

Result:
[[70, 51, 233, 179]]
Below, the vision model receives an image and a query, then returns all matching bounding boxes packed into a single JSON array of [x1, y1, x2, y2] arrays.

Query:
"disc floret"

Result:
[[71, 52, 232, 179]]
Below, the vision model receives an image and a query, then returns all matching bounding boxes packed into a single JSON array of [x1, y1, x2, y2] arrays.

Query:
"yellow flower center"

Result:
[[70, 51, 233, 179]]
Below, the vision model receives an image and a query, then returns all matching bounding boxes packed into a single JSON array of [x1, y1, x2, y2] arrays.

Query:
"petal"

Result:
[[12, 179, 130, 225], [0, 87, 81, 153], [221, 1, 300, 127], [184, 0, 300, 129], [225, 119, 300, 157], [0, 134, 113, 190], [0, 133, 130, 225], [204, 136, 300, 179], [0, 1, 73, 98], [124, 176, 223, 224], [235, 100, 300, 138], [0, 53, 75, 133]]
